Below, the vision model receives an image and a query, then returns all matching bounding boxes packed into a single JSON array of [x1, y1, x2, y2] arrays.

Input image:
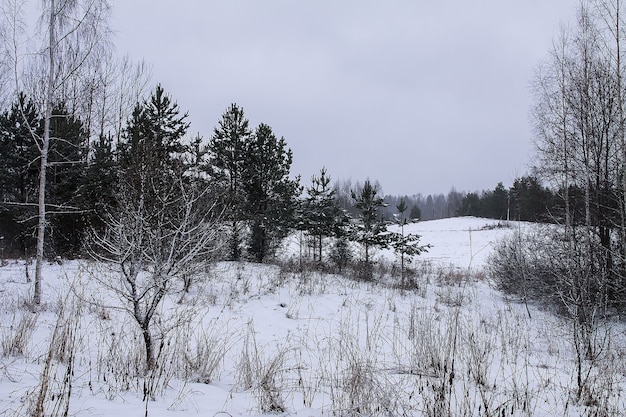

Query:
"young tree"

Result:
[[350, 180, 389, 275], [93, 178, 220, 373], [527, 2, 626, 398], [394, 199, 409, 282], [390, 198, 430, 286], [301, 167, 348, 262], [118, 84, 189, 207], [207, 104, 252, 260], [242, 123, 300, 262]]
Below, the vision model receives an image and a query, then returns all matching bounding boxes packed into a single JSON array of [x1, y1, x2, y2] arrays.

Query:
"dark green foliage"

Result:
[[396, 199, 408, 220], [350, 180, 389, 270], [389, 198, 429, 285], [459, 183, 508, 219], [457, 178, 558, 221], [458, 193, 482, 217], [509, 176, 553, 222], [488, 182, 509, 220], [114, 85, 192, 267], [242, 123, 301, 263], [300, 168, 349, 262], [80, 134, 119, 235], [118, 84, 189, 205], [0, 99, 91, 257], [0, 95, 41, 256], [329, 235, 352, 272], [409, 204, 421, 221], [207, 104, 252, 260], [46, 104, 90, 256]]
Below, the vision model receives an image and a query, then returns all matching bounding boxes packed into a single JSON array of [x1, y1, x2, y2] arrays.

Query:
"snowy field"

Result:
[[0, 217, 625, 416]]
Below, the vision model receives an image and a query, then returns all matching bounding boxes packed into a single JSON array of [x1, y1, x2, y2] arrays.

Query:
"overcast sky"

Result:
[[111, 1, 578, 196]]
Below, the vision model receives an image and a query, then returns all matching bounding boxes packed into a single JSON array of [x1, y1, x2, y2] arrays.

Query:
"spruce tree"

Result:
[[207, 104, 251, 260], [242, 123, 300, 263]]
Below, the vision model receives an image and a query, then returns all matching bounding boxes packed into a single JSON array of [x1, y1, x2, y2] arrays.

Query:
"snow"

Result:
[[0, 216, 624, 416]]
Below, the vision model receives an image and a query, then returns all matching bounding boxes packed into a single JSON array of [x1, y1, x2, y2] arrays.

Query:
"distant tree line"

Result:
[[334, 176, 559, 224], [455, 177, 559, 222]]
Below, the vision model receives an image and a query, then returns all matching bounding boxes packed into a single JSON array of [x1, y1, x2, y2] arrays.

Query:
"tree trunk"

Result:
[[141, 323, 155, 372], [34, 0, 56, 305]]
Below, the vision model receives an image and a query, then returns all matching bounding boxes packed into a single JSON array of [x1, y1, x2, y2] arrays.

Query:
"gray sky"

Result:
[[111, 1, 578, 196]]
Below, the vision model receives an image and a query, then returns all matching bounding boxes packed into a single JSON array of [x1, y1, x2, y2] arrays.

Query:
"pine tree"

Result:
[[409, 205, 421, 221], [207, 104, 251, 260], [395, 198, 409, 282], [301, 167, 348, 262], [46, 103, 89, 256], [81, 133, 119, 235], [0, 95, 41, 256], [242, 123, 300, 263], [118, 84, 189, 212], [389, 198, 430, 287], [350, 180, 389, 276]]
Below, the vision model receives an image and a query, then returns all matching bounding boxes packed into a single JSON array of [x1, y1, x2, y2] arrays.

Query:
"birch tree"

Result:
[[2, 0, 112, 304]]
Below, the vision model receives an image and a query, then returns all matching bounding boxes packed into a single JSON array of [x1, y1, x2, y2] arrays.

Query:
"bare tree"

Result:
[[91, 178, 222, 372], [518, 0, 626, 400], [2, 0, 112, 304]]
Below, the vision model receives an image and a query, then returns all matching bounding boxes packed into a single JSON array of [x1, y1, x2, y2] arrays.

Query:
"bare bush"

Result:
[[487, 226, 557, 304], [1, 312, 37, 357], [26, 293, 83, 417], [236, 321, 291, 413], [181, 320, 233, 384]]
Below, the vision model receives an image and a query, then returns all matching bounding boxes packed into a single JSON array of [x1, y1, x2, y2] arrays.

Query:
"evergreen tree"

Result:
[[207, 104, 251, 260], [0, 95, 41, 256], [1, 99, 90, 257], [46, 103, 89, 256], [459, 192, 482, 217], [81, 134, 119, 235], [509, 175, 553, 221], [330, 235, 352, 272], [93, 88, 218, 373], [118, 84, 189, 212], [389, 198, 429, 286], [242, 123, 300, 262], [350, 180, 389, 275], [301, 167, 348, 262], [409, 204, 421, 221], [486, 182, 509, 220]]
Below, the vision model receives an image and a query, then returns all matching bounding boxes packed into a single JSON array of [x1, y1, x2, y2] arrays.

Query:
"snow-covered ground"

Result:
[[0, 217, 624, 416]]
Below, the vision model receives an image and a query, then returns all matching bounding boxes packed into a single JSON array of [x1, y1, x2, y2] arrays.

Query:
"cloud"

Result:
[[112, 0, 578, 195]]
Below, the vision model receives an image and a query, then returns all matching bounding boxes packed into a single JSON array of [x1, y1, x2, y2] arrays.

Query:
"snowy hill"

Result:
[[0, 217, 623, 416]]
